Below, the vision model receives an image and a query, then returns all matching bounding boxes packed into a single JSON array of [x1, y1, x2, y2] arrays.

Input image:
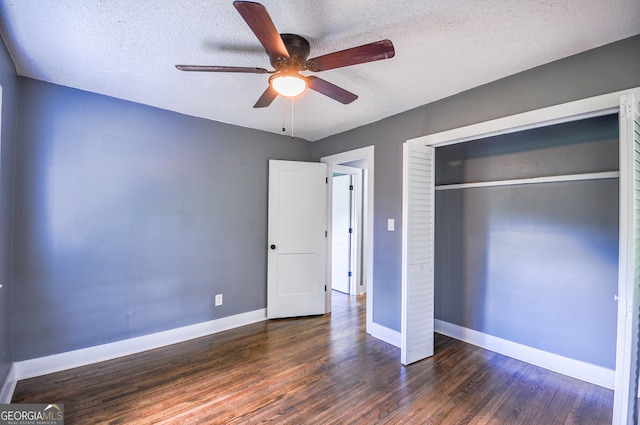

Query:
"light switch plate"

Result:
[[387, 219, 395, 231]]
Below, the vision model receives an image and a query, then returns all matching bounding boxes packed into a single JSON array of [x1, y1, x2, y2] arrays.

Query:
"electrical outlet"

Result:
[[214, 294, 223, 306]]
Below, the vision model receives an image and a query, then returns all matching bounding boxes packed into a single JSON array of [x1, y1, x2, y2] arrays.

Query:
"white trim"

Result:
[[369, 322, 401, 348], [9, 309, 266, 384], [0, 364, 17, 404], [408, 89, 640, 148], [321, 146, 375, 335], [0, 84, 3, 155], [321, 146, 374, 166], [435, 171, 620, 191], [0, 84, 10, 405], [435, 320, 615, 390]]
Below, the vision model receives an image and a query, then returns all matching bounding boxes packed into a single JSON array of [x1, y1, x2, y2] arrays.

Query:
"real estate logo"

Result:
[[0, 404, 63, 425]]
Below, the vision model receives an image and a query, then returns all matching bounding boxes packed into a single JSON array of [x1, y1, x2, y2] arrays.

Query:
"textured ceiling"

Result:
[[0, 0, 639, 141]]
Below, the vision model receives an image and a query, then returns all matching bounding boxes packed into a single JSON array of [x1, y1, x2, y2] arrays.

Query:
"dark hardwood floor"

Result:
[[13, 292, 613, 424]]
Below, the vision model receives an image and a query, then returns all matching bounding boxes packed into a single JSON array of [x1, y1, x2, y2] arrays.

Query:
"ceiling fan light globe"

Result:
[[271, 74, 307, 97]]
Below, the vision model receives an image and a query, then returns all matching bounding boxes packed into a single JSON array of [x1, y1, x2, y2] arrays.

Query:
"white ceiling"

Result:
[[0, 1, 639, 141]]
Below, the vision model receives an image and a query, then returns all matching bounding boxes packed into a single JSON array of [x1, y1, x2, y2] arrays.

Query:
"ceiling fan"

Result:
[[176, 1, 395, 108]]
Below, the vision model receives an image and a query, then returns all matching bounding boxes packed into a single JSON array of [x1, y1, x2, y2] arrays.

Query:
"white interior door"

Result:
[[332, 173, 352, 294], [401, 142, 435, 365], [267, 160, 327, 319], [612, 94, 640, 425]]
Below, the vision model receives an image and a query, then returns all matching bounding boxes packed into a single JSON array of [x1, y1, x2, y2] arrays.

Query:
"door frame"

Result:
[[613, 93, 640, 425], [406, 87, 640, 424], [321, 146, 374, 334], [332, 165, 364, 296]]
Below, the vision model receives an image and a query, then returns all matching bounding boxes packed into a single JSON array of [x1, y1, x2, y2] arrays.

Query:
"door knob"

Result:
[[270, 244, 276, 250]]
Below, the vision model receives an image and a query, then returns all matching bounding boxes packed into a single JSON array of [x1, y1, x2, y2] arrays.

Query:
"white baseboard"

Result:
[[369, 322, 401, 348], [1, 308, 267, 401], [0, 364, 18, 404], [435, 319, 615, 390]]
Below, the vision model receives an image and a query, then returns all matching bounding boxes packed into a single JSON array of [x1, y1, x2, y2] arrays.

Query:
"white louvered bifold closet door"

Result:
[[612, 93, 640, 425], [401, 142, 435, 365]]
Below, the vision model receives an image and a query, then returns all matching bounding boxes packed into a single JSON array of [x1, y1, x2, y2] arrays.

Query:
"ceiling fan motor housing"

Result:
[[271, 33, 311, 71]]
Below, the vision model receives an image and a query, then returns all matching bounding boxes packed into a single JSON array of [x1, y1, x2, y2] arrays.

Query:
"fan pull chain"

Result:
[[282, 96, 286, 133], [291, 97, 295, 139], [280, 97, 295, 139]]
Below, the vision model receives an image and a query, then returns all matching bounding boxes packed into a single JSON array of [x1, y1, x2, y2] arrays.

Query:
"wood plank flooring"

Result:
[[12, 292, 613, 424]]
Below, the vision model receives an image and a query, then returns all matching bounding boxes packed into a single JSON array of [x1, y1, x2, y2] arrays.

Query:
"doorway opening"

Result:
[[321, 146, 374, 335], [331, 164, 364, 296]]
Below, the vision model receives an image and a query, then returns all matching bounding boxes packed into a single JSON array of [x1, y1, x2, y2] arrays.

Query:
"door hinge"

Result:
[[349, 184, 354, 191], [615, 295, 633, 317], [325, 285, 327, 291], [326, 177, 328, 184], [348, 228, 353, 234], [325, 230, 328, 237], [620, 98, 633, 119], [348, 271, 352, 277]]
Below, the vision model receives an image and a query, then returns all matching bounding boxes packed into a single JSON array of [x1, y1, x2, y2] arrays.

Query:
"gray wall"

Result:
[[5, 33, 640, 368], [0, 33, 18, 384], [310, 35, 640, 366], [11, 79, 311, 360]]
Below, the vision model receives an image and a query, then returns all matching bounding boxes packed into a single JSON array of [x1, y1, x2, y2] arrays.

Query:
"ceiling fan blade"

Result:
[[254, 85, 279, 108], [306, 39, 395, 72], [233, 1, 290, 59], [307, 77, 358, 104], [176, 65, 270, 74]]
